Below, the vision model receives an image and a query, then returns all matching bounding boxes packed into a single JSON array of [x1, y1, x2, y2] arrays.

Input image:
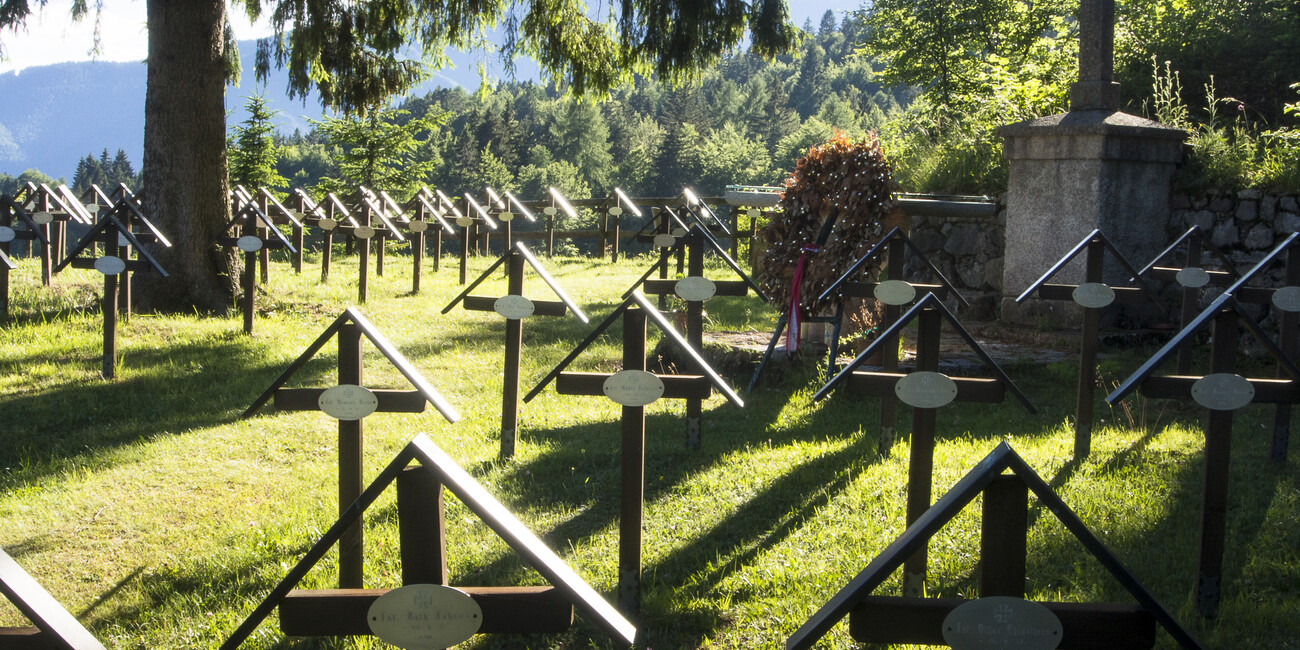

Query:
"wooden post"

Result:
[[460, 222, 471, 285], [980, 475, 1028, 598], [338, 322, 365, 589], [1075, 237, 1105, 459], [598, 211, 608, 261], [879, 238, 905, 456], [358, 210, 371, 304], [258, 194, 271, 285], [102, 229, 119, 379], [501, 253, 525, 458], [685, 236, 704, 449], [242, 213, 257, 336], [1, 238, 9, 323], [902, 305, 941, 597], [1272, 248, 1299, 462], [397, 465, 448, 585], [412, 207, 426, 294], [611, 210, 621, 262], [618, 307, 648, 615], [1196, 307, 1236, 618], [321, 200, 334, 284], [546, 212, 555, 257], [1176, 231, 1205, 374], [292, 212, 305, 274], [433, 226, 442, 272]]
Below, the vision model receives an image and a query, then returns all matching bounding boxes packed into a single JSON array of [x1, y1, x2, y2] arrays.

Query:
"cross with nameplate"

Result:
[[0, 196, 47, 322], [815, 293, 1035, 598], [444, 240, 589, 458], [1138, 225, 1242, 374], [402, 187, 456, 293], [1016, 229, 1164, 459], [525, 291, 743, 615], [215, 199, 298, 334]]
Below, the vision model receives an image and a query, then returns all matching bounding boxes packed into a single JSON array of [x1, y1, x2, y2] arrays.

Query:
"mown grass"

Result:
[[0, 247, 1297, 649]]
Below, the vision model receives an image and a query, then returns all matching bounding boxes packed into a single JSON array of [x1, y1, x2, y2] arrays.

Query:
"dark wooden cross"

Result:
[[625, 219, 765, 448], [350, 187, 406, 301], [243, 308, 460, 590], [13, 182, 94, 285], [0, 195, 48, 322], [54, 205, 168, 378], [602, 187, 642, 262], [0, 545, 106, 649], [461, 192, 501, 275], [1016, 229, 1164, 459], [815, 227, 970, 456], [525, 291, 743, 615], [539, 187, 579, 257], [215, 199, 297, 335], [815, 293, 1034, 598], [402, 187, 457, 293], [444, 240, 589, 458], [219, 434, 637, 649], [787, 442, 1204, 650], [231, 185, 304, 286], [1138, 226, 1242, 374], [1109, 235, 1300, 617]]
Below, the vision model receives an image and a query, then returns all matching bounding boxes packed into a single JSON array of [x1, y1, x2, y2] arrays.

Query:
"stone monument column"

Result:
[[999, 0, 1186, 326]]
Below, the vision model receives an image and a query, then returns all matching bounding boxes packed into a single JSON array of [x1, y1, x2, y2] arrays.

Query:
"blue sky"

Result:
[[0, 0, 853, 75]]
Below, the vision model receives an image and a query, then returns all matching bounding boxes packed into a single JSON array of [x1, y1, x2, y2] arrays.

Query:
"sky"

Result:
[[0, 0, 850, 75]]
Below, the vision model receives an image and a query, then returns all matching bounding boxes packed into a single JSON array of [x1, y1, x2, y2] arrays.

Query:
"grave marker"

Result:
[[815, 293, 1034, 596], [1015, 229, 1164, 459], [1137, 226, 1241, 373], [214, 199, 297, 334], [788, 442, 1204, 650], [443, 240, 589, 457], [219, 434, 636, 649], [525, 291, 743, 614], [404, 187, 457, 292], [243, 308, 459, 588]]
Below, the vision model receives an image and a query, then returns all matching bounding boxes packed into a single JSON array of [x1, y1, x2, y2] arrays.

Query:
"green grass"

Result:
[[0, 249, 1298, 649]]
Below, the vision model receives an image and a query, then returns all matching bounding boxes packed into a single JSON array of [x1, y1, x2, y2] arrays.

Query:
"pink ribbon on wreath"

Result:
[[786, 243, 819, 352]]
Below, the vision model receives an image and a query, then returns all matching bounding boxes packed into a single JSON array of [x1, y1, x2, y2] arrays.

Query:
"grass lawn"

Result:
[[0, 246, 1297, 649]]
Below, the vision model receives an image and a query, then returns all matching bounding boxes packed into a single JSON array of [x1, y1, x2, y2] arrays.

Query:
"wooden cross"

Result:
[[1138, 226, 1242, 373], [1109, 236, 1300, 617], [626, 219, 765, 448], [787, 442, 1204, 650], [243, 308, 459, 589], [54, 205, 168, 378], [443, 240, 589, 458], [815, 227, 970, 456], [0, 545, 106, 649], [215, 199, 297, 334], [0, 195, 49, 322], [525, 291, 743, 615], [601, 187, 642, 262], [1016, 229, 1164, 459], [349, 186, 406, 301], [219, 434, 637, 649], [402, 187, 457, 293], [815, 293, 1034, 598]]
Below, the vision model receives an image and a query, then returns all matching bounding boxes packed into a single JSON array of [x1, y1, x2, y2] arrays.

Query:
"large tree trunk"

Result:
[[134, 0, 237, 313]]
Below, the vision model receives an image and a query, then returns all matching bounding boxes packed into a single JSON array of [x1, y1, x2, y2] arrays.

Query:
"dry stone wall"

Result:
[[903, 195, 1007, 321]]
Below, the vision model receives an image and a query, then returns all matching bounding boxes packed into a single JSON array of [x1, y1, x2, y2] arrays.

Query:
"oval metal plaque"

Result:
[[367, 584, 482, 649], [236, 235, 263, 253], [318, 384, 379, 420], [943, 597, 1062, 650], [895, 371, 958, 409], [671, 227, 687, 237], [407, 220, 429, 233], [1176, 267, 1211, 288], [608, 206, 623, 216], [493, 295, 535, 320], [675, 276, 717, 302], [94, 256, 126, 276], [1192, 373, 1255, 411], [0, 226, 15, 243], [1072, 282, 1115, 309], [456, 216, 472, 227], [1272, 286, 1300, 313], [543, 206, 558, 216], [317, 217, 338, 230], [747, 208, 761, 218], [31, 211, 53, 225], [653, 233, 676, 248], [84, 203, 99, 215], [498, 211, 514, 222], [874, 280, 917, 306], [603, 370, 664, 407], [356, 226, 378, 240]]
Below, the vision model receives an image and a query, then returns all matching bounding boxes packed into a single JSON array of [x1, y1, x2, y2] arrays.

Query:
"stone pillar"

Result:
[[998, 112, 1185, 326]]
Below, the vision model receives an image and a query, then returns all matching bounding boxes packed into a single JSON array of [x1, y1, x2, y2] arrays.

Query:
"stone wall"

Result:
[[1172, 190, 1300, 267], [903, 195, 1007, 320]]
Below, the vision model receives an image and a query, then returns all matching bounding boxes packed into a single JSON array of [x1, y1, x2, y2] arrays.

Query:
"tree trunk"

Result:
[[134, 0, 237, 313]]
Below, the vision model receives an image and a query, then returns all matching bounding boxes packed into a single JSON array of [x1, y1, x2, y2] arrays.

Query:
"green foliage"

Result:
[[309, 105, 445, 199], [693, 123, 776, 193], [71, 149, 138, 194], [227, 94, 287, 191]]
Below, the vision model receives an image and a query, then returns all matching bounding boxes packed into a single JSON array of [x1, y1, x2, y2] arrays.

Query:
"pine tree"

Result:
[[228, 95, 288, 190]]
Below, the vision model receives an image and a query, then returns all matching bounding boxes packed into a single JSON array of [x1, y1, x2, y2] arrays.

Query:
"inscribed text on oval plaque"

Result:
[[407, 220, 429, 233], [608, 206, 623, 216], [874, 280, 917, 306], [675, 276, 717, 302], [603, 370, 665, 407], [31, 211, 53, 225], [236, 235, 263, 253], [653, 233, 676, 248], [1176, 267, 1211, 288], [367, 584, 482, 649], [895, 371, 958, 409], [317, 217, 338, 230], [943, 597, 1062, 650], [94, 256, 126, 276], [0, 226, 15, 243], [498, 211, 514, 222], [1072, 282, 1115, 309], [1191, 373, 1255, 411], [1272, 286, 1300, 313], [318, 384, 379, 420], [493, 295, 535, 320], [353, 225, 376, 240]]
